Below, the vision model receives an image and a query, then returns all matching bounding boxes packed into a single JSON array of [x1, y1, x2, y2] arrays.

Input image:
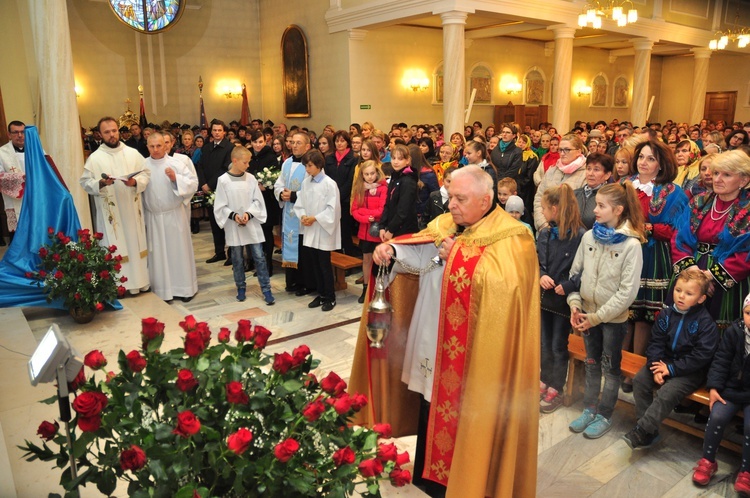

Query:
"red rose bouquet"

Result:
[[27, 228, 124, 315], [20, 315, 410, 497]]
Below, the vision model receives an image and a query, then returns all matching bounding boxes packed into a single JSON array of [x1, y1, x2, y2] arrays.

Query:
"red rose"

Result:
[[235, 319, 253, 342], [84, 350, 107, 370], [196, 322, 211, 346], [48, 227, 54, 234], [218, 327, 231, 343], [358, 458, 383, 477], [179, 315, 198, 332], [69, 250, 77, 258], [126, 350, 147, 372], [291, 345, 310, 366], [396, 451, 410, 467], [74, 293, 81, 301], [108, 244, 117, 253], [176, 369, 198, 392], [68, 367, 85, 391], [372, 423, 392, 439], [141, 317, 165, 341], [84, 272, 92, 282], [184, 331, 206, 357], [302, 399, 326, 422], [104, 253, 112, 262], [25, 271, 32, 278], [225, 381, 249, 404], [117, 286, 126, 297], [95, 302, 104, 312], [272, 352, 294, 374], [119, 276, 128, 283], [105, 371, 116, 383], [93, 232, 103, 240], [72, 391, 108, 432], [77, 253, 84, 262], [54, 270, 64, 279], [377, 442, 398, 462], [99, 270, 110, 280], [38, 270, 47, 278], [56, 231, 65, 240], [332, 446, 356, 467], [36, 420, 59, 441], [39, 247, 48, 258], [120, 444, 147, 471], [113, 263, 122, 271], [333, 394, 353, 415], [253, 325, 272, 349], [52, 253, 60, 262], [350, 392, 368, 412], [173, 410, 201, 438], [115, 254, 122, 262], [273, 438, 300, 462], [226, 428, 253, 455], [320, 372, 347, 396], [389, 468, 411, 487]]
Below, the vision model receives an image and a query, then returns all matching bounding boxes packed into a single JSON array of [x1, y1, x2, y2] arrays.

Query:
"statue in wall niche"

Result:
[[526, 79, 543, 105], [615, 79, 629, 107], [592, 81, 606, 107]]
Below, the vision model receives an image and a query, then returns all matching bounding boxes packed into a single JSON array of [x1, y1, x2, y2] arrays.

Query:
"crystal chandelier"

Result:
[[709, 11, 750, 50], [577, 1, 638, 29]]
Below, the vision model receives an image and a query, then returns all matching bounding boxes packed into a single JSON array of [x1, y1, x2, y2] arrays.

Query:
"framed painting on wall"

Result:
[[282, 25, 310, 118]]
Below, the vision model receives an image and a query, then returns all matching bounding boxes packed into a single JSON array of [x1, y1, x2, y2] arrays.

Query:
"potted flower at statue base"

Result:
[[27, 228, 126, 323], [20, 316, 411, 497]]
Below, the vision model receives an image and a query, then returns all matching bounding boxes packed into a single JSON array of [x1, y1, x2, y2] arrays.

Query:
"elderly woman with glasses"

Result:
[[533, 134, 587, 230]]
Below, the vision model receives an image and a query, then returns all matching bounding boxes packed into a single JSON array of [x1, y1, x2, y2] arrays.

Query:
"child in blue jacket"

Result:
[[625, 268, 718, 449]]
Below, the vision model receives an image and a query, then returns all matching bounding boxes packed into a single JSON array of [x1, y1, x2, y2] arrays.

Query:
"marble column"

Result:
[[631, 39, 654, 126], [549, 25, 576, 133], [441, 11, 468, 138], [26, 0, 91, 228], [689, 48, 711, 125]]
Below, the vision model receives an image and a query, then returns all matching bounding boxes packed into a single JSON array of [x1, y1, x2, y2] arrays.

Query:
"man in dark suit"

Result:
[[125, 123, 149, 158], [197, 119, 233, 263]]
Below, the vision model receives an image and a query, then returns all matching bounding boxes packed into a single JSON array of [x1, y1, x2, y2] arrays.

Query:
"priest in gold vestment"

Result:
[[349, 165, 540, 498]]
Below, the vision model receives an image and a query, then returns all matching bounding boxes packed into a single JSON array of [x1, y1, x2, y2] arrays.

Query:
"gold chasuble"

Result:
[[349, 208, 540, 498]]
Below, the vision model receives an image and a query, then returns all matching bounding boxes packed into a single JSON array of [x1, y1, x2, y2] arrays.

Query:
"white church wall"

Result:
[[0, 0, 37, 126]]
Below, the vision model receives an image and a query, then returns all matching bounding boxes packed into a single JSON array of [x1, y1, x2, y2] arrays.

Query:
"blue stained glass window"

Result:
[[109, 0, 184, 33]]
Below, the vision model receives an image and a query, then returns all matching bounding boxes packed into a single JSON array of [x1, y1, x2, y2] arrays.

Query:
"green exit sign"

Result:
[[360, 105, 371, 110]]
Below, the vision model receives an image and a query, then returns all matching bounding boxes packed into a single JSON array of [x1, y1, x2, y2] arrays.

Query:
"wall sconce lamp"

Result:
[[222, 86, 242, 99], [503, 82, 523, 95], [575, 84, 592, 97], [402, 70, 429, 92], [74, 84, 82, 98]]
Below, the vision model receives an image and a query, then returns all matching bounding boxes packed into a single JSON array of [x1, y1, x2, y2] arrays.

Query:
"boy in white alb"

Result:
[[293, 150, 341, 311], [214, 146, 275, 304]]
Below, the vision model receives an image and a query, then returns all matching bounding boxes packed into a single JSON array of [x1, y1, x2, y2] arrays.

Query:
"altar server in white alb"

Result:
[[80, 117, 151, 294], [293, 149, 341, 312], [213, 146, 275, 305], [141, 132, 198, 302]]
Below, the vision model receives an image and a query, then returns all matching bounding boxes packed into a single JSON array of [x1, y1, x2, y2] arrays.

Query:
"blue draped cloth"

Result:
[[0, 126, 120, 310]]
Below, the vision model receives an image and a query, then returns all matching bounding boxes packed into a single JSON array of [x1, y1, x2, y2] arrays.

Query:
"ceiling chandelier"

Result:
[[709, 10, 750, 50], [577, 1, 638, 29]]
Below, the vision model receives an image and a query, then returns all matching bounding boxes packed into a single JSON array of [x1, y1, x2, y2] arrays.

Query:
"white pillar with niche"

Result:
[[630, 38, 654, 126], [689, 48, 711, 126], [27, 0, 91, 228], [549, 24, 576, 133], [440, 10, 469, 137]]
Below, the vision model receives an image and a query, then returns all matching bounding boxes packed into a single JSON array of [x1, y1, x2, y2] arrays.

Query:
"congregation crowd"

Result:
[[2, 111, 750, 495]]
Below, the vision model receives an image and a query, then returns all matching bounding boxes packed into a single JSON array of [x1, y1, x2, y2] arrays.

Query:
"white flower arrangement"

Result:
[[255, 167, 280, 189]]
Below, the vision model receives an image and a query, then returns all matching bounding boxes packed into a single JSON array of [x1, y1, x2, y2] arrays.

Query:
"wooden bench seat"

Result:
[[273, 234, 363, 291], [566, 333, 738, 452]]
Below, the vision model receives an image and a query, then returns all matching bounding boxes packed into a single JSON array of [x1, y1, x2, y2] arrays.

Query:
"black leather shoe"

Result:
[[223, 257, 233, 266], [321, 301, 336, 312], [308, 297, 322, 308], [178, 295, 195, 303], [206, 254, 226, 264]]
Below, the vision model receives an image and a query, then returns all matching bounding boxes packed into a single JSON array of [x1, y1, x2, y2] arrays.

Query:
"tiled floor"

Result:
[[0, 225, 745, 497]]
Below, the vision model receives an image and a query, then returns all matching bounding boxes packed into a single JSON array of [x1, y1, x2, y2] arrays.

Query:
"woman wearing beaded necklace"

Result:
[[674, 150, 750, 330], [621, 140, 689, 385]]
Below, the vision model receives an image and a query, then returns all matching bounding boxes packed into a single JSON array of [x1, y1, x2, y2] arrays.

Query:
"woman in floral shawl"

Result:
[[674, 150, 750, 329], [673, 138, 702, 191], [621, 140, 689, 383]]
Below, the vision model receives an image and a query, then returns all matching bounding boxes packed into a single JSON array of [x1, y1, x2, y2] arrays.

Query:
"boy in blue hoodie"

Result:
[[624, 268, 718, 449]]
